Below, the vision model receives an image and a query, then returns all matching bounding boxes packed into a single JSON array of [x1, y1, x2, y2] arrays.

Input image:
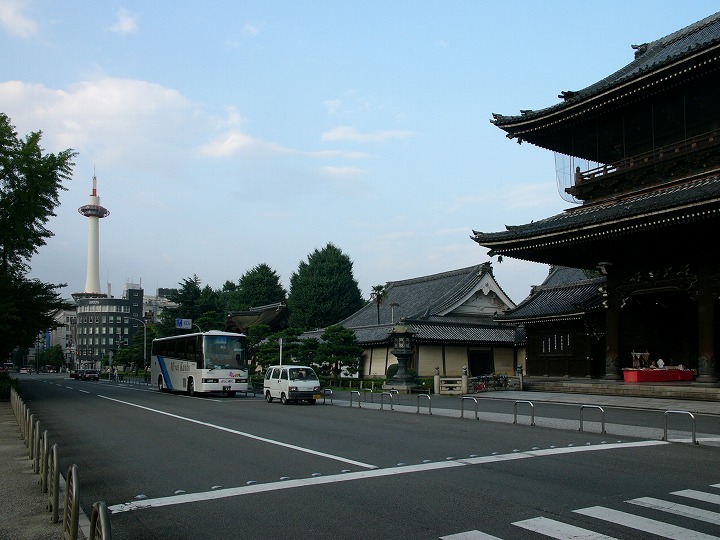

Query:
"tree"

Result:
[[315, 325, 363, 382], [158, 275, 225, 336], [287, 243, 364, 330], [370, 284, 386, 324], [225, 263, 286, 311], [0, 114, 75, 359]]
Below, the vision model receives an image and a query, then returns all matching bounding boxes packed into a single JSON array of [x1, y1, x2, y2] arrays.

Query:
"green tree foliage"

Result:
[[253, 328, 319, 370], [315, 325, 363, 381], [287, 243, 363, 330], [158, 275, 226, 336], [224, 263, 286, 311], [0, 114, 74, 360]]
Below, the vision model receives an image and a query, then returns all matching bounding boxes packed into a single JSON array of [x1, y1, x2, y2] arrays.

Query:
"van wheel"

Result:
[[280, 393, 288, 405], [187, 379, 195, 396], [226, 391, 236, 398], [307, 399, 316, 405], [265, 391, 273, 403]]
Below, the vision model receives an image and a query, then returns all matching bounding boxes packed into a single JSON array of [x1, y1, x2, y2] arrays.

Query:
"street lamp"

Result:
[[128, 317, 147, 370]]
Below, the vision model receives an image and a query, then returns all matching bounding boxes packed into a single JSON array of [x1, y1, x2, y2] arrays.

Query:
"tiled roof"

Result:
[[498, 267, 605, 323], [473, 174, 720, 246], [493, 12, 720, 126], [338, 263, 502, 328]]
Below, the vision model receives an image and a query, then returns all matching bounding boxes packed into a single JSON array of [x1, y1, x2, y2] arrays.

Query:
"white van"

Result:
[[263, 365, 321, 405]]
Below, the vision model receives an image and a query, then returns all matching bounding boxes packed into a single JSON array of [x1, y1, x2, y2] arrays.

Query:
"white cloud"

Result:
[[198, 129, 289, 157], [323, 99, 341, 114], [109, 8, 138, 35], [322, 125, 415, 143], [0, 0, 38, 38], [322, 166, 365, 177], [243, 23, 259, 36]]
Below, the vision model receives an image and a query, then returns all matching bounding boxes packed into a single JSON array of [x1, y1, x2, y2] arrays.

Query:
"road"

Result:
[[17, 373, 720, 539]]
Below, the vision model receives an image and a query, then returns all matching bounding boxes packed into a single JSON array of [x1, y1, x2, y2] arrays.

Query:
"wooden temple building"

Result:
[[472, 12, 720, 382]]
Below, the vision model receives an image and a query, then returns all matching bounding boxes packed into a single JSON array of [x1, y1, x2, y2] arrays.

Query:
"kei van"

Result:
[[263, 365, 321, 405]]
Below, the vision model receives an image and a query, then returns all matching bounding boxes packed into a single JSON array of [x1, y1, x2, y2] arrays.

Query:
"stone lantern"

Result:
[[384, 319, 417, 393]]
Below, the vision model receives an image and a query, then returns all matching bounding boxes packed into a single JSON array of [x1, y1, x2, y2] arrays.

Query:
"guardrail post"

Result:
[[663, 410, 698, 445], [33, 419, 41, 472], [40, 430, 49, 493], [349, 390, 361, 408], [48, 444, 60, 523], [416, 394, 432, 415], [28, 413, 34, 456], [460, 396, 478, 420], [89, 501, 113, 540], [62, 464, 80, 540], [380, 392, 394, 410], [579, 405, 606, 434], [322, 388, 333, 405], [514, 400, 535, 426]]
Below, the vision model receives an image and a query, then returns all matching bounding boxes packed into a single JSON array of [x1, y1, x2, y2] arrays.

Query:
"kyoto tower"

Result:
[[78, 175, 110, 294]]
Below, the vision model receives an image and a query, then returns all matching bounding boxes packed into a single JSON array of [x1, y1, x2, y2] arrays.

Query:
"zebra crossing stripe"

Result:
[[440, 531, 503, 539], [673, 489, 720, 506], [628, 497, 720, 525], [514, 516, 618, 539], [574, 506, 720, 539]]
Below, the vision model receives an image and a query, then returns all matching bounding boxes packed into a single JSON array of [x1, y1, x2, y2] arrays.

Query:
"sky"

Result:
[[2, 1, 718, 307]]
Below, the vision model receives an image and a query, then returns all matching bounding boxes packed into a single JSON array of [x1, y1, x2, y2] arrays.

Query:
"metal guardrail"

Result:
[[40, 430, 49, 493], [514, 400, 535, 426], [89, 501, 113, 540], [663, 410, 698, 445], [416, 394, 432, 415], [460, 396, 478, 420], [349, 390, 361, 408], [362, 388, 374, 403], [380, 392, 394, 411], [579, 405, 606, 434], [48, 443, 60, 524], [322, 388, 333, 405], [63, 464, 80, 540]]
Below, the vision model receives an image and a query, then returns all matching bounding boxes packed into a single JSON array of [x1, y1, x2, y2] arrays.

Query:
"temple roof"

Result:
[[302, 263, 523, 346], [472, 173, 720, 267], [497, 267, 605, 324], [492, 12, 720, 138]]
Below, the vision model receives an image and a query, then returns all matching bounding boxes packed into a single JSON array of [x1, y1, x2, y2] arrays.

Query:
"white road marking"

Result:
[[674, 489, 720, 506], [574, 506, 720, 539], [108, 440, 666, 514], [440, 531, 503, 539], [628, 497, 720, 525], [514, 516, 618, 539], [78, 390, 90, 394], [97, 395, 377, 469]]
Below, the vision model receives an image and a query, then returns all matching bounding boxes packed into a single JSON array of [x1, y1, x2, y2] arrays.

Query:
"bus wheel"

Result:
[[280, 392, 288, 405], [157, 376, 166, 392], [265, 391, 273, 403], [187, 379, 195, 396], [226, 391, 236, 397]]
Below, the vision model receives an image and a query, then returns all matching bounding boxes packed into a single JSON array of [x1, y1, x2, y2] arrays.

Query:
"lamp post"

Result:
[[384, 319, 417, 394], [128, 317, 147, 370]]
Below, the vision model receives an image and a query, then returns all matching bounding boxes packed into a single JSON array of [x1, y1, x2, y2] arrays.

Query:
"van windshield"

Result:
[[289, 367, 318, 381]]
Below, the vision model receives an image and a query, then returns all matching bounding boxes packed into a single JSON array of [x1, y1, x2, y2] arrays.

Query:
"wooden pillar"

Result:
[[696, 262, 717, 383], [604, 273, 621, 380]]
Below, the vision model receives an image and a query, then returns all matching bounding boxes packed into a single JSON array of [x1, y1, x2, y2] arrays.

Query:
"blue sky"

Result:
[[2, 1, 718, 307]]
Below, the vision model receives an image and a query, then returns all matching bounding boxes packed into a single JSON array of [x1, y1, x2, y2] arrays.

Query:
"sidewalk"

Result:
[[0, 400, 61, 540]]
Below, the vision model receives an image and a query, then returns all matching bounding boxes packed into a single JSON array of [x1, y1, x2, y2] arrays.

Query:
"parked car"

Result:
[[81, 369, 100, 381], [69, 370, 80, 379], [263, 365, 321, 404], [19, 367, 31, 374]]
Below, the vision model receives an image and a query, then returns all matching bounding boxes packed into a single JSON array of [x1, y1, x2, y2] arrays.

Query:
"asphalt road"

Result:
[[17, 374, 720, 539]]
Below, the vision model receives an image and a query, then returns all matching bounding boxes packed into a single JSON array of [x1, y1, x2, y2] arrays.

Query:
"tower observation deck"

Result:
[[78, 175, 109, 295]]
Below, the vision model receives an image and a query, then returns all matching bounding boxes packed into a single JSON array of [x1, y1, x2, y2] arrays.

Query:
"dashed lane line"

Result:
[[108, 439, 667, 514]]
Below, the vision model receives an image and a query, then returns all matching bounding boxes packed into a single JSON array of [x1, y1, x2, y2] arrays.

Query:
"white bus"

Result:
[[151, 331, 248, 397]]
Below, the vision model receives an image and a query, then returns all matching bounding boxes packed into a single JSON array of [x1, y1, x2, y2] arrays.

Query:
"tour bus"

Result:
[[151, 331, 248, 397]]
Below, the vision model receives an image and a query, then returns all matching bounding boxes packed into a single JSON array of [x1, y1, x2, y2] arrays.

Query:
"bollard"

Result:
[[362, 388, 374, 403], [579, 405, 606, 434], [663, 410, 698, 445], [349, 390, 361, 408], [380, 392, 394, 411], [28, 413, 35, 457], [40, 430, 49, 493], [322, 388, 333, 405], [33, 420, 41, 473], [48, 444, 60, 524]]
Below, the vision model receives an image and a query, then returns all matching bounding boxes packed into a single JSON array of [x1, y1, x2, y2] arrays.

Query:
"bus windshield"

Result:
[[203, 334, 247, 370]]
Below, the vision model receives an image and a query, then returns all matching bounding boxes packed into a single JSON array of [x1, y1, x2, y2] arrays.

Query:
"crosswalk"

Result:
[[441, 483, 720, 539]]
